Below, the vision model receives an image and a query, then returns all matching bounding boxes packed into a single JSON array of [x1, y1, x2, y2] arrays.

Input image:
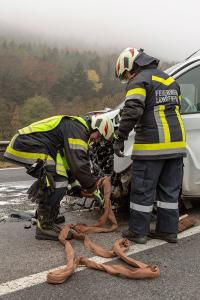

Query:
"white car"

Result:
[[90, 51, 200, 204]]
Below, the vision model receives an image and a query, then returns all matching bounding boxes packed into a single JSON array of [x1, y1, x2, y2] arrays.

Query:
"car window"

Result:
[[176, 65, 200, 114]]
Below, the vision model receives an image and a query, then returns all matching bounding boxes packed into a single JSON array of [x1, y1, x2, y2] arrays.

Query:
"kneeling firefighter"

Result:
[[4, 115, 114, 240]]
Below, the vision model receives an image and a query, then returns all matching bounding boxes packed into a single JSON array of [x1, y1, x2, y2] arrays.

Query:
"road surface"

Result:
[[0, 167, 200, 300]]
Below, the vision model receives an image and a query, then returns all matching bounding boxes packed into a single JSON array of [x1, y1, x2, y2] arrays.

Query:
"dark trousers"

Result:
[[129, 158, 183, 235], [46, 173, 68, 209]]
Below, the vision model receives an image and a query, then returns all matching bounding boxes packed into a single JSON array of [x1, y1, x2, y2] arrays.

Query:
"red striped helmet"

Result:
[[115, 47, 140, 83], [91, 115, 114, 140]]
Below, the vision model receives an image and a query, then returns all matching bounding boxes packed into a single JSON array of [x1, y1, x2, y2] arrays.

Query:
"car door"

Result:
[[173, 60, 200, 197]]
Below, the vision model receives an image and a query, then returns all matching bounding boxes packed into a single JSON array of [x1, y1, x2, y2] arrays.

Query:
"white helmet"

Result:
[[115, 47, 140, 83], [91, 115, 114, 140]]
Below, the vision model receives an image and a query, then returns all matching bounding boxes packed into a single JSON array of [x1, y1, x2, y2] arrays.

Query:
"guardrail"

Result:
[[0, 141, 9, 160]]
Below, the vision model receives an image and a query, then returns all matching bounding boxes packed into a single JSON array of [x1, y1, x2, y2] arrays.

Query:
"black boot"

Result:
[[35, 206, 61, 241], [53, 204, 65, 224], [148, 230, 177, 243], [35, 207, 65, 225], [122, 229, 147, 244]]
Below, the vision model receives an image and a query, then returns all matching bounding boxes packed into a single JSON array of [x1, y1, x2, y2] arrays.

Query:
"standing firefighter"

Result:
[[4, 115, 114, 240], [114, 48, 186, 244]]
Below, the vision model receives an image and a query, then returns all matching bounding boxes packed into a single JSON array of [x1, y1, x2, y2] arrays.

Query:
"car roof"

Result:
[[166, 54, 200, 76]]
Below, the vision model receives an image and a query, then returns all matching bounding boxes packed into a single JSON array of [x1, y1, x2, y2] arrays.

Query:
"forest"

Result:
[[0, 38, 173, 140]]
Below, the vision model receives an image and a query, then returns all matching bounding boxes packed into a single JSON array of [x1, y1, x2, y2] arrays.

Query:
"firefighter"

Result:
[[114, 48, 186, 244], [4, 114, 114, 241]]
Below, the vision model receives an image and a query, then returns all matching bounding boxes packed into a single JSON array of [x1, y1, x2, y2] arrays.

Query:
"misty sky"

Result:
[[0, 0, 199, 61]]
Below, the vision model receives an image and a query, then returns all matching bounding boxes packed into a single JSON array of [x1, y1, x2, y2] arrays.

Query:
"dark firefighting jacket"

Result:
[[4, 115, 97, 192], [116, 53, 186, 159]]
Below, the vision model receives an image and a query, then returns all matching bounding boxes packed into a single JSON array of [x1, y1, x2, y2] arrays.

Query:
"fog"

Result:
[[0, 0, 199, 61]]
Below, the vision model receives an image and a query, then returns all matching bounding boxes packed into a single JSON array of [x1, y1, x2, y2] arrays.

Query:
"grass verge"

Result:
[[0, 161, 16, 168]]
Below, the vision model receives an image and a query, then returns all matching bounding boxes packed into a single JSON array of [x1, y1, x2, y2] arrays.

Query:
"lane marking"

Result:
[[0, 224, 200, 296], [0, 167, 25, 171]]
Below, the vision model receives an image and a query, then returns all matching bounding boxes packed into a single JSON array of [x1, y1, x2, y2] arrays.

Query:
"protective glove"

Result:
[[27, 180, 45, 203], [27, 180, 40, 202], [93, 188, 104, 208], [26, 159, 45, 178], [68, 180, 82, 197], [113, 138, 124, 157]]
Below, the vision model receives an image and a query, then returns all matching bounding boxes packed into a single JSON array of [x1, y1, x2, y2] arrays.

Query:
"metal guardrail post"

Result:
[[0, 141, 9, 160]]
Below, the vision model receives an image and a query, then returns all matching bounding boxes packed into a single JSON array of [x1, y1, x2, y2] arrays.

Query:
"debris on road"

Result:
[[178, 214, 196, 232]]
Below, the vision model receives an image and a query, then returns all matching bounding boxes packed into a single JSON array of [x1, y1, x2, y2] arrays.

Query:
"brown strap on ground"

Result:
[[178, 214, 196, 232], [75, 176, 118, 234], [47, 177, 160, 284]]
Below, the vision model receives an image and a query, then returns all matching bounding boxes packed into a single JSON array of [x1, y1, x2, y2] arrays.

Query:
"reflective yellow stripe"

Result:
[[18, 115, 89, 135], [19, 127, 30, 134], [68, 138, 88, 150], [31, 116, 61, 126], [175, 106, 186, 142], [70, 116, 89, 130], [152, 76, 175, 86], [46, 176, 50, 187], [133, 141, 186, 151], [56, 151, 68, 177], [178, 95, 182, 101], [126, 88, 146, 97], [6, 146, 54, 162], [18, 116, 63, 134], [159, 105, 171, 143]]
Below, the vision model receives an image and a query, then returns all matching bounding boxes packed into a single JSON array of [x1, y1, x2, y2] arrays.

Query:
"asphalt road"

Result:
[[0, 167, 30, 183], [0, 167, 200, 300]]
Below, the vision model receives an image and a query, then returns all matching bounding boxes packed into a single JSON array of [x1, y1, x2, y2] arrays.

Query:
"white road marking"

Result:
[[0, 224, 200, 296], [0, 167, 24, 171]]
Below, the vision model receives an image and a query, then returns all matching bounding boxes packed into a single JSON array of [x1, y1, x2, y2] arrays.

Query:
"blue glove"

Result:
[[93, 188, 104, 208]]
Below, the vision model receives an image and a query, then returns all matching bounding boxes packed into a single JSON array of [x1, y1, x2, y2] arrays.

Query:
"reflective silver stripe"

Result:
[[157, 201, 178, 209], [125, 94, 146, 103], [69, 144, 87, 152], [56, 162, 65, 166], [10, 134, 19, 147], [46, 161, 56, 166], [3, 152, 55, 166], [154, 106, 165, 143], [132, 148, 186, 156], [28, 126, 33, 133], [130, 202, 153, 213], [55, 181, 68, 188]]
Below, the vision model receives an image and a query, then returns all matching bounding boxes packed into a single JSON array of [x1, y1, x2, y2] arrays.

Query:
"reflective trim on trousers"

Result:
[[130, 202, 153, 213], [157, 201, 178, 209]]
